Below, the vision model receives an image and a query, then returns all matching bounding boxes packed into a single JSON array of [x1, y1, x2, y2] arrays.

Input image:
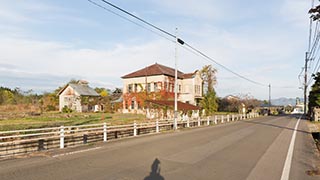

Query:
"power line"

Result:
[[100, 0, 176, 39], [183, 42, 267, 87], [89, 0, 269, 87], [87, 0, 175, 43]]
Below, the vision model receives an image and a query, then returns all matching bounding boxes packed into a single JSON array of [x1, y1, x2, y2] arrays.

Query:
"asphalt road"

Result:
[[0, 115, 319, 180]]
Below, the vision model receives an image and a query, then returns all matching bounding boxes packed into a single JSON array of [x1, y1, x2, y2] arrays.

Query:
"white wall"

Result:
[[59, 86, 82, 112]]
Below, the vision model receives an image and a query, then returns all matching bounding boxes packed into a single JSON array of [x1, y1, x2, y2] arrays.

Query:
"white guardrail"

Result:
[[0, 113, 259, 158]]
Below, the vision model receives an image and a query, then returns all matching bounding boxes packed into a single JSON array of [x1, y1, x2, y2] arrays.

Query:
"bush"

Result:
[[62, 106, 73, 113], [46, 105, 56, 111]]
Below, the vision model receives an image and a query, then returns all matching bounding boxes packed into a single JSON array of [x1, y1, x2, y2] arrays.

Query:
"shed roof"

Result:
[[58, 83, 100, 96]]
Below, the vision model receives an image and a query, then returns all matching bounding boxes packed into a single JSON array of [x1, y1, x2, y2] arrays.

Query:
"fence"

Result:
[[0, 113, 259, 158]]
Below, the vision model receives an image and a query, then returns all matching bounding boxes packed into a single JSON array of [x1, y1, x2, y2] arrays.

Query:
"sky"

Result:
[[0, 0, 313, 100]]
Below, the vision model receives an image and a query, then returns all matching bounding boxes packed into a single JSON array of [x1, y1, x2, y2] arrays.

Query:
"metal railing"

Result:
[[0, 113, 259, 158]]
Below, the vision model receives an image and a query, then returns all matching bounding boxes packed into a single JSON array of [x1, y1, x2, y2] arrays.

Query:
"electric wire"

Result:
[[89, 0, 297, 89], [100, 0, 176, 39], [87, 0, 175, 43], [91, 0, 268, 87]]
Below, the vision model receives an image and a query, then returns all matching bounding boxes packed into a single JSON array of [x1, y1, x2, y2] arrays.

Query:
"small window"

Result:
[[154, 83, 158, 92], [131, 101, 135, 109], [128, 84, 133, 93], [134, 84, 138, 92], [147, 83, 151, 92]]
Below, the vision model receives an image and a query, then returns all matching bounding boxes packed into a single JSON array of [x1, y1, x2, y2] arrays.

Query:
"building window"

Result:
[[131, 101, 135, 109], [179, 85, 182, 93], [195, 85, 201, 94], [134, 84, 138, 92], [137, 101, 140, 109], [147, 83, 151, 92], [128, 84, 133, 93], [154, 83, 158, 92]]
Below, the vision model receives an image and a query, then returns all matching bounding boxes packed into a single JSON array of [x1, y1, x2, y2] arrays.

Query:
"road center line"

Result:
[[280, 116, 301, 180]]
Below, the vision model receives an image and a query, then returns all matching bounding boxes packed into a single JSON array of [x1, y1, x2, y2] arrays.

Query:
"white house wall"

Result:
[[59, 86, 82, 112]]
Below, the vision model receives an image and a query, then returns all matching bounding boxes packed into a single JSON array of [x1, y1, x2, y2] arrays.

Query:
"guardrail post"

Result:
[[60, 126, 64, 149], [156, 119, 159, 133], [198, 117, 201, 127], [207, 117, 210, 126], [240, 114, 242, 120], [221, 115, 224, 123], [214, 116, 218, 124], [227, 115, 230, 122], [232, 114, 235, 121], [103, 122, 107, 142], [133, 122, 137, 136]]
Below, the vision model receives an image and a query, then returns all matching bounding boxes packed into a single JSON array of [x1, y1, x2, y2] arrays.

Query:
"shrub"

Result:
[[62, 106, 73, 113]]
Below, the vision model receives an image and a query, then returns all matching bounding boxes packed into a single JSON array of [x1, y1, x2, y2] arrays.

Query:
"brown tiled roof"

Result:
[[146, 100, 200, 110], [183, 72, 197, 79], [121, 63, 185, 79]]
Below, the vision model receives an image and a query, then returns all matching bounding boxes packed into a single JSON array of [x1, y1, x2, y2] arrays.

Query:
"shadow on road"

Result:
[[144, 158, 165, 180], [240, 116, 310, 134]]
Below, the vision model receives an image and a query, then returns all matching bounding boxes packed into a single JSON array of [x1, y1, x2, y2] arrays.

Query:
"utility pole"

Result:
[[174, 28, 178, 130], [268, 84, 271, 115], [304, 52, 308, 116]]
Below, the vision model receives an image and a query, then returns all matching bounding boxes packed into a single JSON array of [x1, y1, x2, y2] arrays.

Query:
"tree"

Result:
[[200, 65, 218, 115], [200, 65, 217, 93], [94, 87, 109, 97], [308, 72, 320, 114], [200, 90, 218, 116]]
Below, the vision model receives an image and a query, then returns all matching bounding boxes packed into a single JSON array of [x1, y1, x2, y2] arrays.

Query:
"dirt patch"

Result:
[[306, 169, 320, 176]]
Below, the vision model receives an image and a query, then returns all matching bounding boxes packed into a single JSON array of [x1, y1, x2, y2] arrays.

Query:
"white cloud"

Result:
[[150, 0, 224, 20], [280, 0, 310, 27], [0, 36, 179, 90]]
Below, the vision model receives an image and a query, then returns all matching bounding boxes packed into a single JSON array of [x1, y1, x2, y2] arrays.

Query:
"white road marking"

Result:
[[52, 147, 101, 158], [280, 116, 301, 180]]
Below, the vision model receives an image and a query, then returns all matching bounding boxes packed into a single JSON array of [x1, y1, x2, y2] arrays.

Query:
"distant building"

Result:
[[58, 80, 101, 112], [121, 63, 203, 114], [291, 97, 304, 114]]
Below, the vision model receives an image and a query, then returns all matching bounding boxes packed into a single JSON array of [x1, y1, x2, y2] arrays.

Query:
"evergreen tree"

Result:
[[200, 65, 218, 115], [308, 72, 320, 114]]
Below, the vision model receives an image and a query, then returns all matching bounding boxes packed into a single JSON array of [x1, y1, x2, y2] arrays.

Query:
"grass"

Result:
[[0, 109, 235, 131], [0, 112, 146, 131]]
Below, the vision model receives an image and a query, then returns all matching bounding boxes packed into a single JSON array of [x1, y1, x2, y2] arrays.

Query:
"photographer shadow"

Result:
[[144, 158, 165, 180]]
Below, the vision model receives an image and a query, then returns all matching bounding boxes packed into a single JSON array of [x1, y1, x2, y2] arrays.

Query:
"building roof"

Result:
[[58, 83, 100, 96], [146, 100, 200, 110], [121, 63, 185, 79], [183, 71, 199, 79]]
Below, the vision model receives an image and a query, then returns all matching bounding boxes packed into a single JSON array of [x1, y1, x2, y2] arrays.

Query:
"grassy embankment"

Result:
[[0, 105, 236, 131], [0, 112, 146, 131]]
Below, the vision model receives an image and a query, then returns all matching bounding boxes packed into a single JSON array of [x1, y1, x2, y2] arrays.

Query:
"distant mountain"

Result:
[[271, 98, 302, 106]]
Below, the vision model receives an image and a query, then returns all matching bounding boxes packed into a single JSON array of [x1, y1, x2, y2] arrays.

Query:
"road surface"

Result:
[[0, 115, 319, 180]]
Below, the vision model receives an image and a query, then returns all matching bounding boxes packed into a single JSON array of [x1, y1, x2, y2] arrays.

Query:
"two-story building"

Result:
[[121, 63, 202, 113]]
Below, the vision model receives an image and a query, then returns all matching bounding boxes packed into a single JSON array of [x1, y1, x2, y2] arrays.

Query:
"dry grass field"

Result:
[[0, 105, 147, 131]]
